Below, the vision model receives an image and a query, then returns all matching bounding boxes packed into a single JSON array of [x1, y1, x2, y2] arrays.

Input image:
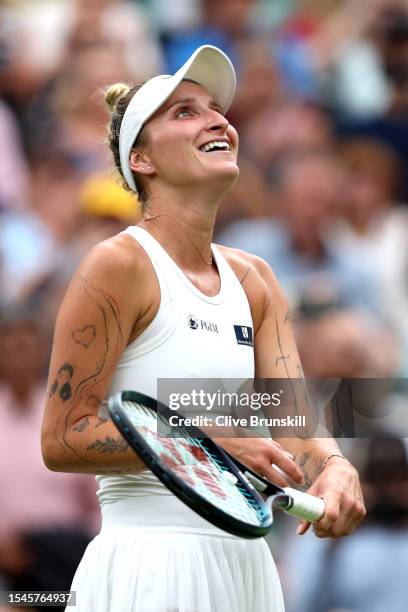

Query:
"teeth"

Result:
[[200, 141, 230, 152]]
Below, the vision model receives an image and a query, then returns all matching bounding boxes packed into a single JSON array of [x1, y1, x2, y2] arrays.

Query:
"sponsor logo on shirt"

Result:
[[187, 315, 219, 334], [234, 325, 253, 346]]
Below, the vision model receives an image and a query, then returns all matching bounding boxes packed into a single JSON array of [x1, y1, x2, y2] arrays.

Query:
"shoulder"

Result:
[[77, 231, 150, 284], [215, 245, 288, 333], [65, 230, 159, 320], [215, 244, 284, 293]]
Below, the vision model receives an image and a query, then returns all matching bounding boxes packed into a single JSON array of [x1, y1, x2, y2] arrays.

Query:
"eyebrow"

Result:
[[165, 97, 223, 113]]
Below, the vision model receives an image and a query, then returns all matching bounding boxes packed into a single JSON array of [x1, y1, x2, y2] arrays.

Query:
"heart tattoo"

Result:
[[72, 325, 96, 348]]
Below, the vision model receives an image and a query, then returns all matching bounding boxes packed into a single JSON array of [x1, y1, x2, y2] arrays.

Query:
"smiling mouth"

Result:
[[199, 141, 231, 153]]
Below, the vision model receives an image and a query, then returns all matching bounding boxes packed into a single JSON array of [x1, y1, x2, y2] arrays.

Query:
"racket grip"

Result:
[[283, 487, 325, 522]]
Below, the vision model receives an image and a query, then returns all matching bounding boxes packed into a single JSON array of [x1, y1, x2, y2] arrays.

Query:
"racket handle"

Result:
[[282, 487, 325, 522]]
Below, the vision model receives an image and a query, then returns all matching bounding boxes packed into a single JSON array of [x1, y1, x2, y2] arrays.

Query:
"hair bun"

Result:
[[105, 83, 131, 113]]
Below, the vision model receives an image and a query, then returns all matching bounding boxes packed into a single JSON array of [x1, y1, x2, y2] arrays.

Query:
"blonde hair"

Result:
[[104, 82, 150, 207], [104, 83, 131, 113]]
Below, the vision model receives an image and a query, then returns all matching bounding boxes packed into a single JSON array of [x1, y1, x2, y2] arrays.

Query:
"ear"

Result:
[[129, 150, 155, 177]]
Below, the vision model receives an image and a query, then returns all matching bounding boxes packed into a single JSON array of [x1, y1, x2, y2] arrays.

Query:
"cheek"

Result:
[[151, 134, 199, 172], [228, 125, 239, 149], [152, 133, 188, 160]]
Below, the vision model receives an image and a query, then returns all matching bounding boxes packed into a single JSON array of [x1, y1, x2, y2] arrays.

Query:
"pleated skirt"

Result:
[[69, 498, 285, 612]]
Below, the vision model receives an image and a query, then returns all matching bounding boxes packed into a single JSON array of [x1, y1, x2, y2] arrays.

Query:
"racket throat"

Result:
[[267, 494, 293, 512]]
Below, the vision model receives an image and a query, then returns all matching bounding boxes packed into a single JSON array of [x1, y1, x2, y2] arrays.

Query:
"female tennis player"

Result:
[[41, 45, 365, 611]]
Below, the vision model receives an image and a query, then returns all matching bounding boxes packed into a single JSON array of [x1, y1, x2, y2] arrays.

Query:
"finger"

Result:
[[331, 508, 365, 537], [313, 508, 355, 538], [270, 440, 284, 451], [266, 450, 305, 485], [312, 502, 338, 536], [326, 494, 366, 537], [262, 464, 291, 488], [296, 521, 311, 535]]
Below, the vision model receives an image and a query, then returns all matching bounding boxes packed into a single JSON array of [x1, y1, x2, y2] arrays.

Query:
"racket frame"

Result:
[[108, 390, 273, 539]]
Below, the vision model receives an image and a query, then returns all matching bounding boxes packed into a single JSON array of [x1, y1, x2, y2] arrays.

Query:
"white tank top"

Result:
[[96, 226, 255, 520]]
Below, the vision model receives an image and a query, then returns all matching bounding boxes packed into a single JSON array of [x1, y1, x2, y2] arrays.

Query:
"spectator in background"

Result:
[[0, 99, 29, 212], [333, 137, 408, 372], [241, 100, 334, 174], [219, 148, 397, 377], [227, 39, 282, 134], [3, 0, 162, 103], [220, 148, 374, 312], [331, 1, 408, 196], [272, 0, 407, 118], [331, 0, 408, 119], [15, 171, 140, 337], [25, 39, 133, 171], [283, 436, 408, 612], [161, 0, 258, 73], [58, 171, 140, 274], [214, 157, 271, 235], [0, 313, 99, 608], [0, 151, 82, 309]]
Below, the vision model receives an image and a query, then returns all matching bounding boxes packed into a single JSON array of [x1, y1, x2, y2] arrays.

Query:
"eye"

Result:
[[176, 108, 192, 118]]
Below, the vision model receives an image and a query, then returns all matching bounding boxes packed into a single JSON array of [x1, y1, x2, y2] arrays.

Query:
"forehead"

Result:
[[158, 80, 215, 114]]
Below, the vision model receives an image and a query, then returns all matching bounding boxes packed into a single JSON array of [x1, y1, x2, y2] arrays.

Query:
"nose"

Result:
[[206, 108, 229, 133]]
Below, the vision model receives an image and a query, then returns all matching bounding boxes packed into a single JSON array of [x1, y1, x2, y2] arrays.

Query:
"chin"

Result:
[[213, 161, 240, 183]]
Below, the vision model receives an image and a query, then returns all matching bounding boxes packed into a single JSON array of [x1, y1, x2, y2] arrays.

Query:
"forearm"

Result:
[[278, 437, 345, 487], [42, 415, 145, 475]]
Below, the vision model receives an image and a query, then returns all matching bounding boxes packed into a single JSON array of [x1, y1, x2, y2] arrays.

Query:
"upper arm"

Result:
[[42, 237, 145, 451], [217, 245, 302, 378], [222, 248, 303, 379], [250, 256, 303, 379]]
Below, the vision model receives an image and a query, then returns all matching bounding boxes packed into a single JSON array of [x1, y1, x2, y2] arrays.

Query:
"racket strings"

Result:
[[123, 400, 267, 526]]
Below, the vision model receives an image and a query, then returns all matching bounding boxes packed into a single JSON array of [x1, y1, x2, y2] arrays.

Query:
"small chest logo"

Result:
[[187, 315, 199, 330], [234, 325, 253, 346], [187, 315, 218, 334]]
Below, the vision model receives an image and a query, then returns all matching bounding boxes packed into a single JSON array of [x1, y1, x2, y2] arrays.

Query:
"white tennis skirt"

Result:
[[69, 497, 285, 612]]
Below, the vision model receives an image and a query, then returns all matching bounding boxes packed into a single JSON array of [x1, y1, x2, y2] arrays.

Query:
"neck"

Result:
[[140, 187, 223, 270]]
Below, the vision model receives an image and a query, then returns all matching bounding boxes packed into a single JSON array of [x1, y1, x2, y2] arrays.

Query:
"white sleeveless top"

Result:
[[96, 226, 255, 526]]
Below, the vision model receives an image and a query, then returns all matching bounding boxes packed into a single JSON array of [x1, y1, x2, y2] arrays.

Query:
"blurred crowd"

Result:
[[1, 1, 408, 610]]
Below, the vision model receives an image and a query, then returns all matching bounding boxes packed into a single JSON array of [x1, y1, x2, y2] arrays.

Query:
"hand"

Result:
[[216, 436, 305, 488], [297, 457, 366, 537]]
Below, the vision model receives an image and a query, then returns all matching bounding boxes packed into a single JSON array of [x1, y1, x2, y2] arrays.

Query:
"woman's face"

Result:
[[132, 80, 239, 194]]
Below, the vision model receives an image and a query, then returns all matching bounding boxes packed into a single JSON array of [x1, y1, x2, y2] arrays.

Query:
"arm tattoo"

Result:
[[53, 276, 123, 463], [49, 380, 58, 398], [73, 417, 90, 433], [49, 363, 74, 401], [72, 325, 96, 348], [87, 436, 129, 454], [275, 353, 290, 366], [240, 266, 251, 285], [298, 452, 309, 469], [283, 308, 292, 325], [275, 312, 291, 377], [295, 451, 324, 487], [86, 394, 101, 409], [274, 311, 310, 438], [95, 417, 108, 428]]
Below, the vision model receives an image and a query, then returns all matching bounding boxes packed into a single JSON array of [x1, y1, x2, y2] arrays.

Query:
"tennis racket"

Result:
[[108, 390, 325, 539]]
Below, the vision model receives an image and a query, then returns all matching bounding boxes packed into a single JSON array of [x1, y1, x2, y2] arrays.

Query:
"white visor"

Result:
[[118, 45, 236, 193]]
